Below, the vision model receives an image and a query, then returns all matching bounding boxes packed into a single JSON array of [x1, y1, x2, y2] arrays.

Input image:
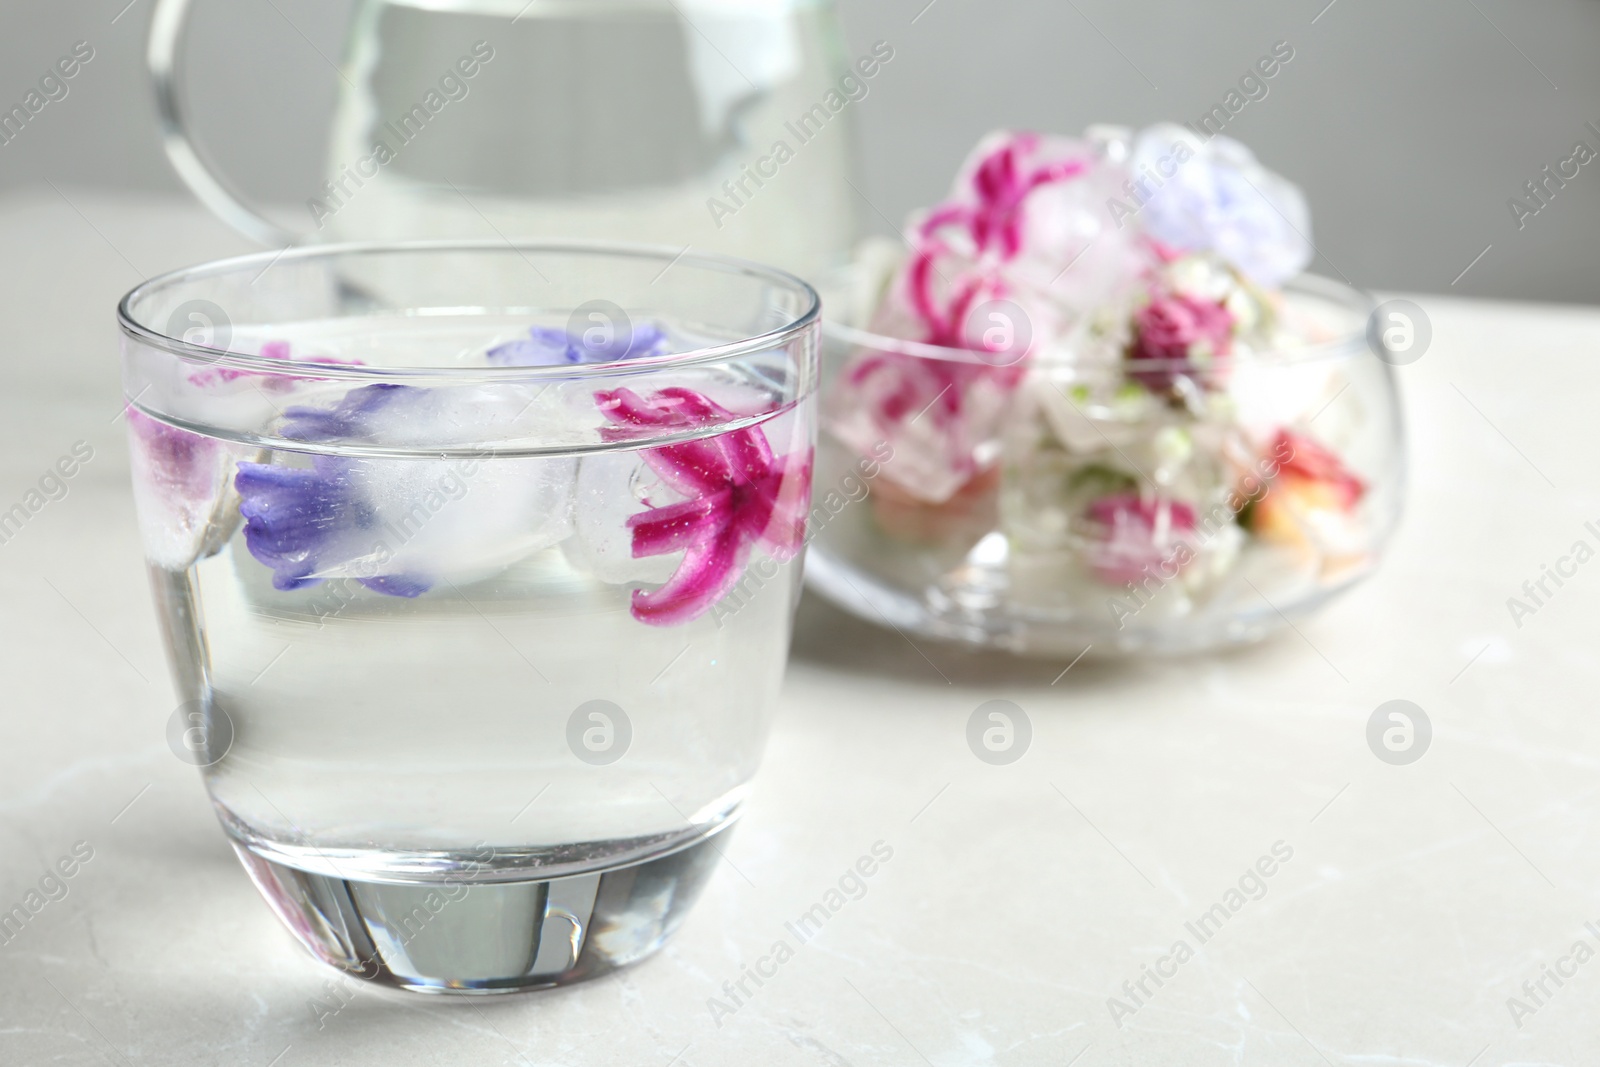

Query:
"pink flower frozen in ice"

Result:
[[1248, 429, 1367, 553], [127, 407, 224, 505], [833, 132, 1157, 506], [892, 132, 1093, 350], [1127, 291, 1235, 394], [126, 407, 236, 570], [595, 386, 812, 626], [922, 132, 1091, 259], [832, 134, 1094, 503], [832, 345, 1011, 505], [1082, 492, 1197, 586], [186, 340, 364, 391], [1268, 428, 1365, 510]]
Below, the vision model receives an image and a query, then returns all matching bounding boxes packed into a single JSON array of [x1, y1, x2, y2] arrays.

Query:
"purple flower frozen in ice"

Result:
[[235, 456, 424, 593], [487, 323, 670, 367], [1130, 123, 1312, 287], [233, 384, 574, 597], [235, 385, 423, 593], [270, 383, 412, 443]]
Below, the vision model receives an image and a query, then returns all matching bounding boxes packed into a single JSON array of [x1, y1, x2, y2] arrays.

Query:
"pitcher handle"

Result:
[[148, 0, 299, 246]]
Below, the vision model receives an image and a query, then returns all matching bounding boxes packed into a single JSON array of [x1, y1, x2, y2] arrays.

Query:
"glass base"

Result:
[[227, 822, 730, 994], [806, 549, 1369, 657]]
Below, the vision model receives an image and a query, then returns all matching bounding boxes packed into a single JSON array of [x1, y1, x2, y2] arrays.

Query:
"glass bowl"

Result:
[[807, 273, 1405, 656]]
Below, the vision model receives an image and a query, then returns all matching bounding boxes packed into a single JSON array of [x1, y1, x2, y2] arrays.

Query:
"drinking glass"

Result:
[[119, 242, 819, 992]]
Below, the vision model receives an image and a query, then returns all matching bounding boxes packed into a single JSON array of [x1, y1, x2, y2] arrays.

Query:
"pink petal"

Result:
[[729, 474, 783, 545], [627, 492, 730, 557], [597, 386, 731, 434], [919, 203, 969, 237], [595, 387, 678, 429], [640, 440, 733, 496], [598, 386, 736, 495], [756, 454, 813, 556], [719, 425, 775, 488], [631, 523, 747, 626], [651, 387, 729, 422], [908, 249, 946, 338]]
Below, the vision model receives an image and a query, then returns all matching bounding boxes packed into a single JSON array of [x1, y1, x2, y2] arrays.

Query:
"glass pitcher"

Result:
[[148, 0, 860, 280]]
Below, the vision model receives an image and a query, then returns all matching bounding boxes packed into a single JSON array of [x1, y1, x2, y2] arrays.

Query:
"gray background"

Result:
[[2, 0, 1597, 302]]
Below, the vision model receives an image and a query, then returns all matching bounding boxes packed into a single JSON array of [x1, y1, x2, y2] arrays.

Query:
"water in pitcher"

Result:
[[316, 0, 859, 279]]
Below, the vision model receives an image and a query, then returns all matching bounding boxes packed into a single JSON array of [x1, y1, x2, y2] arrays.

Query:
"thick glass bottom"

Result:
[[226, 820, 731, 994], [806, 549, 1369, 657]]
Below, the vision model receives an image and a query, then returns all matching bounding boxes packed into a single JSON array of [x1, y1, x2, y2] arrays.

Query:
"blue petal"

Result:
[[358, 574, 431, 597], [279, 383, 412, 443], [616, 323, 671, 361], [487, 326, 580, 367], [235, 457, 357, 591], [486, 323, 672, 367]]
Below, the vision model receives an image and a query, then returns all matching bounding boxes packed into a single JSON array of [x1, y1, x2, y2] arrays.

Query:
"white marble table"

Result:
[[3, 190, 1598, 1066]]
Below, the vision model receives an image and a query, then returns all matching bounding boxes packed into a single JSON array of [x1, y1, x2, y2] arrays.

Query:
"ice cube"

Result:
[[127, 409, 249, 571], [1130, 124, 1313, 288], [828, 345, 1013, 504], [235, 384, 577, 594], [235, 451, 575, 594], [567, 381, 804, 586], [564, 451, 681, 586]]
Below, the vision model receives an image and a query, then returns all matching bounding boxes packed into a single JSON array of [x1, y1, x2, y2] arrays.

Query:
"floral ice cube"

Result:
[[1082, 491, 1198, 586], [828, 346, 1014, 505], [1127, 289, 1236, 395], [487, 323, 670, 366], [1248, 429, 1367, 564], [1129, 123, 1312, 288], [126, 408, 246, 571], [874, 131, 1153, 352], [565, 451, 684, 587], [591, 386, 811, 626], [234, 384, 575, 595], [830, 130, 1162, 505]]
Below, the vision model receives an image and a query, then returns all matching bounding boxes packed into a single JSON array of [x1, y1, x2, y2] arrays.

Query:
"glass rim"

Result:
[[117, 238, 822, 383], [822, 272, 1378, 369]]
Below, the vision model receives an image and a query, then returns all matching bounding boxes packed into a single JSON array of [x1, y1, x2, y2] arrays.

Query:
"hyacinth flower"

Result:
[[893, 129, 1164, 339], [834, 134, 1113, 506], [1126, 289, 1236, 397], [1248, 429, 1366, 555], [234, 383, 574, 596], [831, 344, 1011, 506], [487, 322, 670, 367], [876, 131, 1101, 352], [920, 131, 1091, 261], [1128, 123, 1313, 288], [595, 386, 811, 626], [1082, 491, 1198, 586], [127, 341, 374, 573]]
